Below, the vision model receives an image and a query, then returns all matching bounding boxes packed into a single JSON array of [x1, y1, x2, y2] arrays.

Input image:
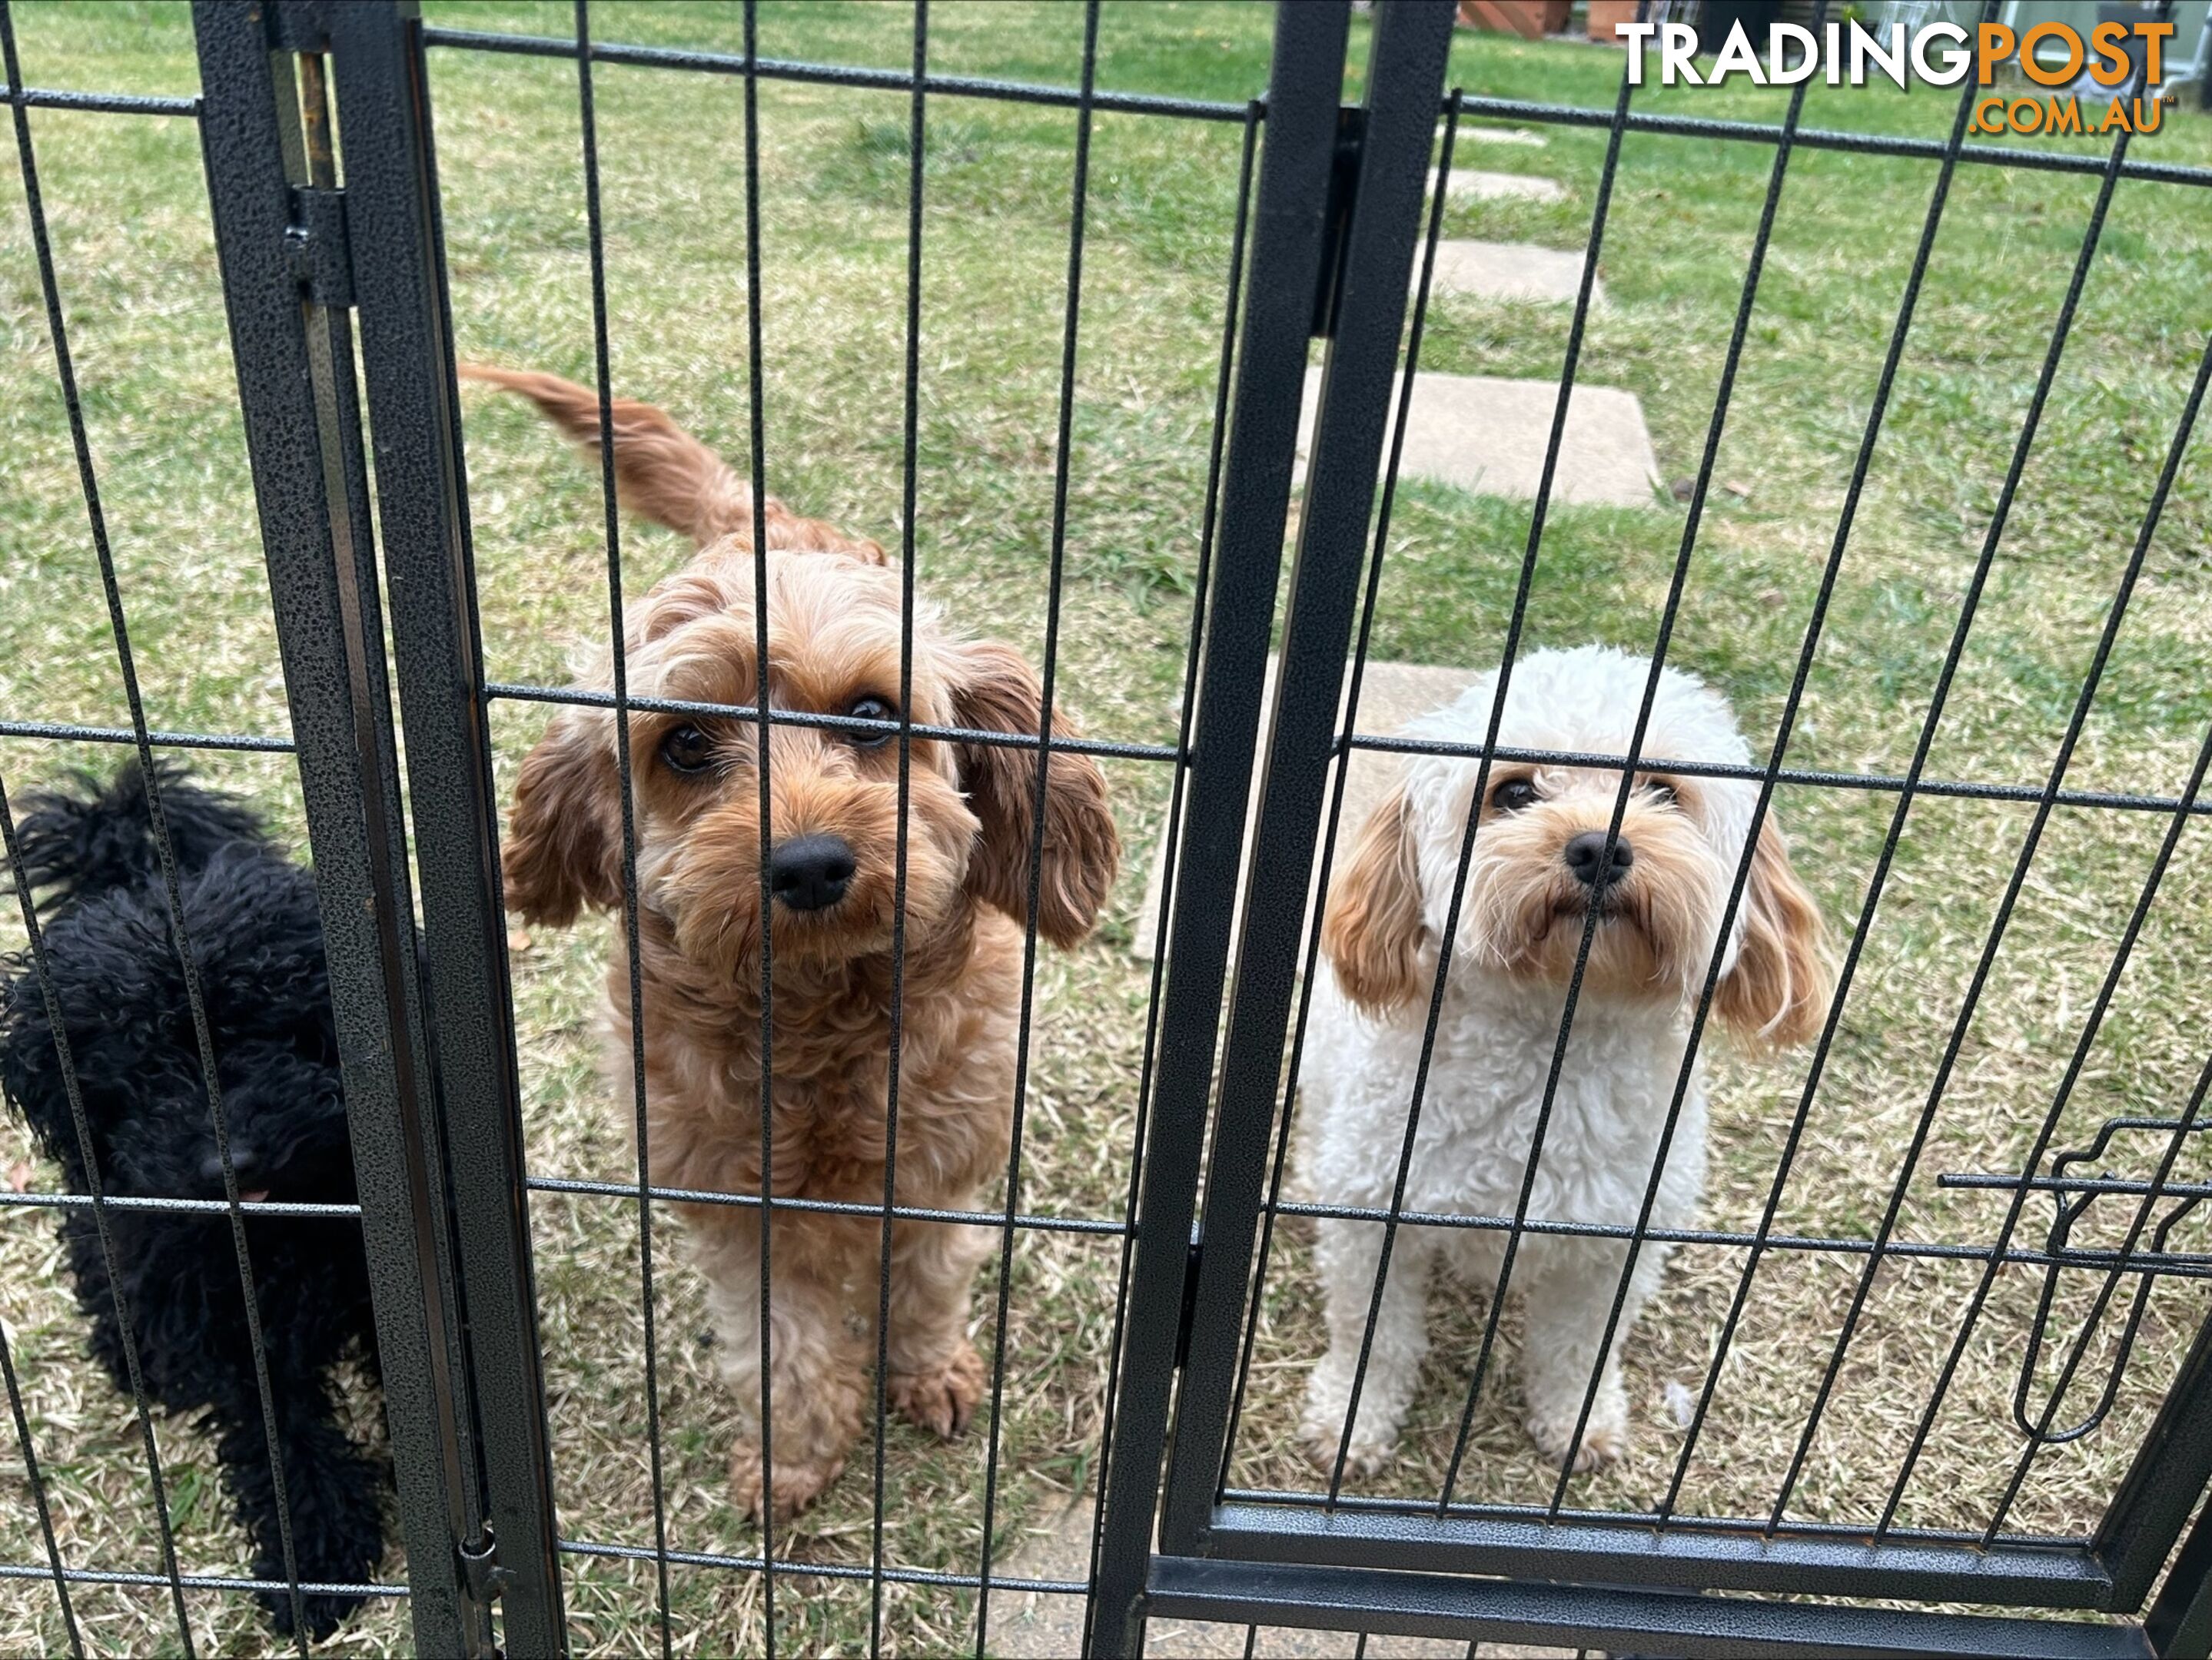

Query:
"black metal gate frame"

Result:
[[194, 5, 544, 1652], [1090, 2, 2212, 1658], [2, 1, 2210, 1656]]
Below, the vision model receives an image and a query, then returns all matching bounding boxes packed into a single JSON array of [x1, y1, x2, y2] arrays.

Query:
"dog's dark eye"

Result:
[[659, 723, 715, 775], [848, 696, 895, 748], [1641, 777, 1678, 805], [1491, 777, 1539, 813]]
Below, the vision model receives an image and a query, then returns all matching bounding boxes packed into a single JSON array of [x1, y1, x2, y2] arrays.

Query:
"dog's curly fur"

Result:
[[1300, 647, 1830, 1477], [0, 762, 384, 1641], [477, 367, 1121, 1522]]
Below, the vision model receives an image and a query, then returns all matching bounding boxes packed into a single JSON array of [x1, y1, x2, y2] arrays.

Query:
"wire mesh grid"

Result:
[[453, 1, 1236, 1645], [1193, 0, 2212, 1605], [1, 0, 2210, 1655], [427, 0, 1241, 1651], [0, 4, 335, 1649]]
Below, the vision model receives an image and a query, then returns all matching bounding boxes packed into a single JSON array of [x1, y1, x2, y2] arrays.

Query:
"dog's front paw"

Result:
[[1297, 1408, 1395, 1480], [251, 1494, 380, 1641], [730, 1441, 845, 1526], [1525, 1401, 1627, 1473], [887, 1342, 986, 1439], [260, 1582, 364, 1643]]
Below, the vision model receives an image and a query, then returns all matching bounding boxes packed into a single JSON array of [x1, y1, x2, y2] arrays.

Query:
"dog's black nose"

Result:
[[1563, 829, 1633, 888], [769, 834, 856, 911]]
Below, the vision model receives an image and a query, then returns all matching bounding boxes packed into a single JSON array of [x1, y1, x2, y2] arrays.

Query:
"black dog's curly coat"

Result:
[[0, 762, 385, 1641]]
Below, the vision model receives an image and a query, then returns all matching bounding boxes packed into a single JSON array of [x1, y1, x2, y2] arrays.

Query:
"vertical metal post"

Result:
[[1159, 0, 1454, 1552], [2098, 1303, 2212, 1610], [2145, 1493, 2212, 1655], [1085, 4, 1357, 1652], [322, 4, 568, 1651], [191, 3, 483, 1651]]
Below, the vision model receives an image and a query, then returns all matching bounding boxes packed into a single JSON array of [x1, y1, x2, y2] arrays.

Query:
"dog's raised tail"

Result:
[[11, 760, 265, 914], [460, 364, 882, 562], [460, 364, 758, 549]]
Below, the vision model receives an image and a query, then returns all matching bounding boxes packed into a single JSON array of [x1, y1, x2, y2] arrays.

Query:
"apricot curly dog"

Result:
[[471, 367, 1118, 1522]]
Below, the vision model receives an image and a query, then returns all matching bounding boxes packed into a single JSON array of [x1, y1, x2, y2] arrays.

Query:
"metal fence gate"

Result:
[[4, 0, 2211, 1653]]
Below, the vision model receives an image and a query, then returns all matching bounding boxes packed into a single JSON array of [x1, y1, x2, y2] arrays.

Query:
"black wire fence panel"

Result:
[[2, 1, 2210, 1657], [1205, 11, 2212, 1569]]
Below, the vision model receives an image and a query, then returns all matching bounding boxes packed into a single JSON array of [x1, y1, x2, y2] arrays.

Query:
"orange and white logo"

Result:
[[1616, 17, 2176, 136]]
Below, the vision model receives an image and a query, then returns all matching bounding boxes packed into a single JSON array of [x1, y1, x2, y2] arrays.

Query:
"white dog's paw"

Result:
[[1525, 1400, 1627, 1473], [1298, 1406, 1396, 1479], [1300, 1348, 1412, 1479], [1291, 1388, 1397, 1476]]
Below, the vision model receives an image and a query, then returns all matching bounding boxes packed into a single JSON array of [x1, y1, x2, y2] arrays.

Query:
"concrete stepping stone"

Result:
[[1426, 238, 1601, 307], [987, 1495, 1575, 1655], [1131, 657, 1483, 964], [1296, 367, 1660, 508], [1446, 168, 1566, 203], [1441, 121, 1548, 147]]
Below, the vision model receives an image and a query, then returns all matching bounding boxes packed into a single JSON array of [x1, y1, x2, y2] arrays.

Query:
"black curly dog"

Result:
[[0, 762, 384, 1641]]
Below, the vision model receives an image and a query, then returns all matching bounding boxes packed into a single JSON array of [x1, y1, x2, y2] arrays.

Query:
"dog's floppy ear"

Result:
[[948, 640, 1119, 948], [503, 712, 623, 926], [1322, 782, 1430, 1018], [1715, 815, 1830, 1050]]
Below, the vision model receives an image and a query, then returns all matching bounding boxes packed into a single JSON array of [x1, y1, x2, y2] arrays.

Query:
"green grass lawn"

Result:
[[3, 2, 2210, 1655]]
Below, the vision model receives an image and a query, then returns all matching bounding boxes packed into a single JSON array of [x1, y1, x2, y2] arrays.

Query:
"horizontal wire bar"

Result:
[[1941, 1173, 2212, 1200], [484, 680, 1176, 763], [526, 1174, 1124, 1236], [416, 26, 1250, 122], [494, 685, 2212, 808], [0, 717, 294, 754], [0, 84, 198, 117], [1149, 1557, 2137, 1660], [1212, 1489, 2084, 1552], [1443, 93, 2212, 189], [398, 28, 2212, 190], [555, 1536, 1088, 1594], [0, 1560, 405, 1598], [2, 643, 2182, 785], [0, 1190, 361, 1219], [407, 28, 2212, 189], [1264, 1198, 2212, 1274], [1344, 732, 2212, 816]]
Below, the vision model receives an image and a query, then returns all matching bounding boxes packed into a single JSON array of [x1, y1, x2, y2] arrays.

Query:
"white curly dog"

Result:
[[1299, 646, 1829, 1477]]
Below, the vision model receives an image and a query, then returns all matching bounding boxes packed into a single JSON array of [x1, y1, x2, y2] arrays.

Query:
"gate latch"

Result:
[[287, 185, 354, 309], [1310, 104, 1366, 338]]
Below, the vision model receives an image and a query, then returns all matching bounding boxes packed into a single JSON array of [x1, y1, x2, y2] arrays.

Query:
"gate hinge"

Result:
[[1310, 104, 1366, 338], [460, 1528, 512, 1605], [287, 185, 354, 308], [458, 1529, 512, 1658], [1174, 1224, 1204, 1369]]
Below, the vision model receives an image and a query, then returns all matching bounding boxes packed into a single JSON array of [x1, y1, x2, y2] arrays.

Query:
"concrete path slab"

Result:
[[986, 1495, 1576, 1657], [1297, 368, 1661, 508], [1131, 659, 1482, 965], [1427, 239, 1601, 307], [1446, 168, 1566, 203], [1442, 121, 1547, 147]]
